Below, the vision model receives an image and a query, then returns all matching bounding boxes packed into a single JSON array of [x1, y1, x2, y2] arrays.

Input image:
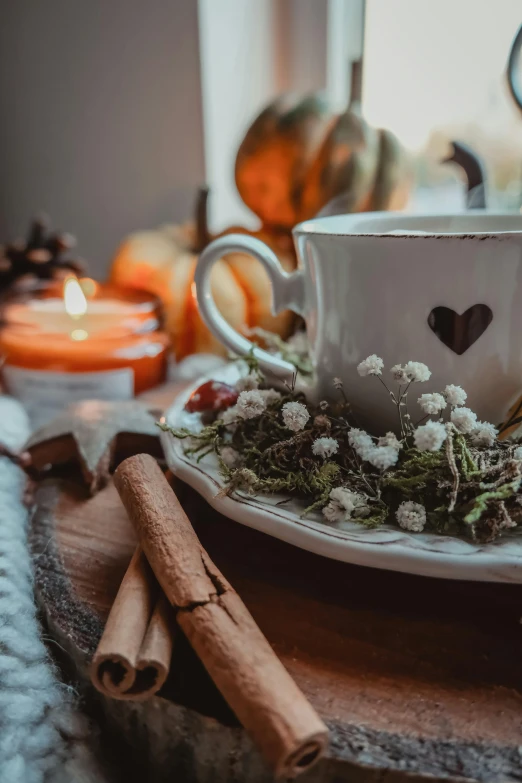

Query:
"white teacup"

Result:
[[195, 213, 522, 433]]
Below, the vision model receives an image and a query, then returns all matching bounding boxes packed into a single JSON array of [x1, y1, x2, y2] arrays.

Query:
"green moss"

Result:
[[464, 478, 522, 525], [455, 434, 479, 479], [382, 448, 446, 496], [160, 364, 522, 543]]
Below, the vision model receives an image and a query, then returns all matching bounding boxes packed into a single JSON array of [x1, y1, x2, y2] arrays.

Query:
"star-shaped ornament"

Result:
[[26, 400, 162, 494]]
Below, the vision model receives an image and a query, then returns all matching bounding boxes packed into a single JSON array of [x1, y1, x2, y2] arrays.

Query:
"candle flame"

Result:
[[64, 277, 88, 319]]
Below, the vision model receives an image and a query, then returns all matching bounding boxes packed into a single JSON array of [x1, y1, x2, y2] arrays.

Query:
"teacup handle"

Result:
[[194, 234, 305, 384]]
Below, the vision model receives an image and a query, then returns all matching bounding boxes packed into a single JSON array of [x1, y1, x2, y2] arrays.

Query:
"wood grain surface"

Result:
[[30, 472, 522, 783]]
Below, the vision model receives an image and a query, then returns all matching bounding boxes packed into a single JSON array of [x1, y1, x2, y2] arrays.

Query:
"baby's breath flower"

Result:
[[366, 445, 399, 471], [413, 420, 447, 452], [259, 388, 282, 405], [514, 445, 522, 461], [322, 501, 345, 523], [220, 446, 239, 468], [323, 487, 367, 525], [221, 405, 239, 425], [444, 384, 467, 407], [236, 375, 259, 392], [471, 421, 498, 447], [357, 354, 384, 377], [348, 428, 374, 460], [377, 432, 401, 451], [282, 401, 310, 432], [418, 392, 446, 416], [333, 377, 343, 390], [450, 407, 477, 434], [330, 487, 364, 512], [390, 364, 408, 383], [312, 437, 339, 459], [403, 361, 431, 383], [396, 501, 426, 532], [236, 390, 266, 419]]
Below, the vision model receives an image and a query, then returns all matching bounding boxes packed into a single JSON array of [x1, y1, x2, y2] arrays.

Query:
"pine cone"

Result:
[[0, 215, 85, 293]]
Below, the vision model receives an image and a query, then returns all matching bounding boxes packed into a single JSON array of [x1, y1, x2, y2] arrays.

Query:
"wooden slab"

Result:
[[30, 472, 522, 783]]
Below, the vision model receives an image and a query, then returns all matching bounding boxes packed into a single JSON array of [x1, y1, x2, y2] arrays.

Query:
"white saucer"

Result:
[[161, 364, 522, 583]]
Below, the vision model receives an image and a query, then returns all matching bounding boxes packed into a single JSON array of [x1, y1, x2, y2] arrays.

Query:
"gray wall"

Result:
[[0, 1, 206, 277]]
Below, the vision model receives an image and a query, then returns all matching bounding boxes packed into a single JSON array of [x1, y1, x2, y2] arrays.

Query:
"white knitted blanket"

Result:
[[0, 396, 111, 782]]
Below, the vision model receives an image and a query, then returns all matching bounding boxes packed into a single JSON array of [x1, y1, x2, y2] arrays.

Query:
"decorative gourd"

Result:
[[110, 191, 296, 359], [235, 93, 411, 229]]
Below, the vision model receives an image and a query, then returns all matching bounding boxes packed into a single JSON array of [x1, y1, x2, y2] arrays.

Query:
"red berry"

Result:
[[185, 380, 238, 413]]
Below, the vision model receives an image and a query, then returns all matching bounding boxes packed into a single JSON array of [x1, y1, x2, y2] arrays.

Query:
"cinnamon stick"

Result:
[[114, 455, 328, 779], [91, 547, 175, 700]]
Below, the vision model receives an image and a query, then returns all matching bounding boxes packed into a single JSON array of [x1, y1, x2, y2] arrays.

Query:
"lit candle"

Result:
[[0, 279, 169, 427]]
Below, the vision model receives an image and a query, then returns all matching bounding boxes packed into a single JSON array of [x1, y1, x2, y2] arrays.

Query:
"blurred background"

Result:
[[1, 0, 522, 277]]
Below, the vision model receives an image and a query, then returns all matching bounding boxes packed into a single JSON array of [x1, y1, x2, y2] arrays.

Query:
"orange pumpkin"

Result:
[[235, 93, 411, 229], [110, 192, 296, 359]]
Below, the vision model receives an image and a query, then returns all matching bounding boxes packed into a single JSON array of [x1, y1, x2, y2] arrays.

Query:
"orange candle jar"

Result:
[[0, 279, 170, 426]]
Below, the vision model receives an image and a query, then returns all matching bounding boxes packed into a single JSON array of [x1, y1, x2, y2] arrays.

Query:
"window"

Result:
[[198, 0, 522, 227], [363, 0, 522, 210]]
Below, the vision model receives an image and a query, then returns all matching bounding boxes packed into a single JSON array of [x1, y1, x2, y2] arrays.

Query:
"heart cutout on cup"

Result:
[[427, 305, 493, 355]]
